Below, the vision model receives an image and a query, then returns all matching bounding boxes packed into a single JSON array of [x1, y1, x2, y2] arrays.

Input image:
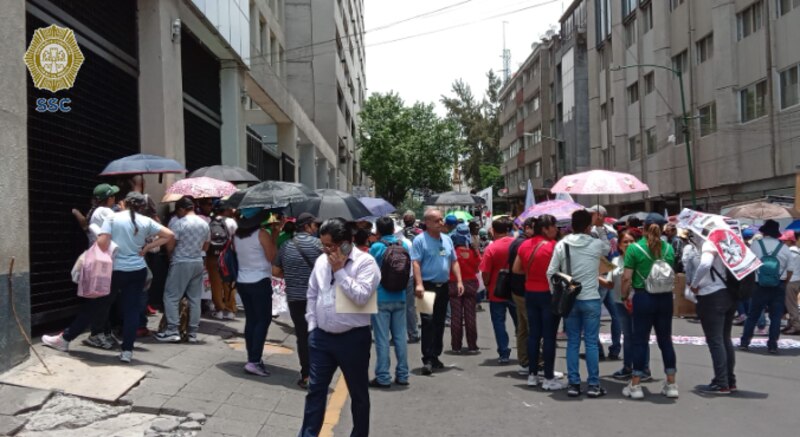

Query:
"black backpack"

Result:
[[208, 216, 230, 256], [710, 266, 755, 301], [379, 241, 411, 292]]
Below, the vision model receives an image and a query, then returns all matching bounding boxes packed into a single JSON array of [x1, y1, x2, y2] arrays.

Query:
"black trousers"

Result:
[[421, 281, 449, 364], [301, 326, 371, 437], [289, 300, 310, 379], [697, 290, 737, 388]]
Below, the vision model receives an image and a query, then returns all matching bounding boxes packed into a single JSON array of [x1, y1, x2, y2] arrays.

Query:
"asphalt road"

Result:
[[334, 307, 800, 437]]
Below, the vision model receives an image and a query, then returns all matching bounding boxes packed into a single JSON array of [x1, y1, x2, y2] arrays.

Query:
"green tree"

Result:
[[358, 92, 460, 206], [479, 164, 504, 193]]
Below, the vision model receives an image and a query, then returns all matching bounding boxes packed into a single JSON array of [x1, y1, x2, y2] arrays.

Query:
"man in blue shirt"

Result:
[[412, 208, 463, 375], [369, 217, 411, 388]]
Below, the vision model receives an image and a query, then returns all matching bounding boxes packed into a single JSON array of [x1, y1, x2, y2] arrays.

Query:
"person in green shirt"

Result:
[[620, 223, 678, 400]]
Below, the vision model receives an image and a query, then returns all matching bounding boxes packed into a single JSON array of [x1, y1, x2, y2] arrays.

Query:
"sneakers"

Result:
[[42, 334, 69, 352], [661, 382, 679, 398], [119, 351, 133, 363], [211, 311, 225, 320], [566, 384, 581, 397], [497, 357, 510, 365], [369, 378, 391, 389], [541, 378, 567, 391], [623, 382, 644, 399], [699, 383, 731, 395], [223, 311, 236, 320], [154, 331, 181, 343], [421, 363, 433, 376], [612, 367, 633, 380], [517, 365, 529, 376], [187, 334, 199, 344], [82, 334, 114, 350], [552, 370, 565, 379], [587, 385, 607, 398], [768, 347, 779, 355], [527, 374, 540, 387], [732, 314, 746, 326], [407, 336, 420, 344], [244, 362, 270, 377], [394, 378, 410, 386], [431, 358, 445, 369]]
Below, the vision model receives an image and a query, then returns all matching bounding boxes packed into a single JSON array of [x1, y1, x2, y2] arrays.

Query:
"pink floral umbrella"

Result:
[[550, 170, 649, 195], [162, 177, 238, 202], [514, 200, 586, 225]]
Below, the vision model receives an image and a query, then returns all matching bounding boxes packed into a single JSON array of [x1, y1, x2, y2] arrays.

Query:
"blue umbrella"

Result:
[[787, 220, 800, 231], [99, 153, 186, 176], [358, 197, 396, 216]]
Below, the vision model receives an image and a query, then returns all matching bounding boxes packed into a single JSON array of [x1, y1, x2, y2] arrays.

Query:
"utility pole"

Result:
[[502, 21, 511, 83]]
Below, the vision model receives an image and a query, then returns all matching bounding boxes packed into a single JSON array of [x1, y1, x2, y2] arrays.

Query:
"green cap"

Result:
[[93, 183, 120, 200]]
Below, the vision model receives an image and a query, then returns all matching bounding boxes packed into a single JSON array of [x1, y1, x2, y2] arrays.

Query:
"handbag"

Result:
[[496, 241, 545, 299], [550, 244, 582, 317]]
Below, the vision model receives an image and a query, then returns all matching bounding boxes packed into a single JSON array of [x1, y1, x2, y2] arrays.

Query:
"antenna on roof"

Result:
[[502, 21, 511, 83]]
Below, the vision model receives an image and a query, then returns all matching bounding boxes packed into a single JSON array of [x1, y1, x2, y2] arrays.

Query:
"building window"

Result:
[[625, 19, 637, 48], [672, 50, 688, 73], [699, 102, 717, 136], [549, 119, 556, 136], [534, 160, 542, 178], [737, 1, 763, 40], [629, 135, 640, 160], [777, 0, 800, 16], [673, 116, 686, 144], [610, 97, 615, 115], [645, 128, 657, 154], [780, 65, 799, 109], [696, 33, 713, 64], [622, 0, 637, 17], [739, 80, 768, 122], [642, 4, 653, 33], [528, 127, 542, 145], [600, 103, 607, 121], [550, 155, 556, 175], [644, 72, 655, 95], [670, 0, 685, 10], [549, 83, 555, 103], [627, 82, 639, 104]]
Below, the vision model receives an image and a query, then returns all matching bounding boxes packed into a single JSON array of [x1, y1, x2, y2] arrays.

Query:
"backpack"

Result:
[[403, 226, 419, 242], [218, 239, 238, 284], [208, 216, 230, 256], [756, 240, 784, 287], [631, 242, 675, 293], [77, 243, 114, 299], [711, 266, 756, 301], [379, 241, 411, 292]]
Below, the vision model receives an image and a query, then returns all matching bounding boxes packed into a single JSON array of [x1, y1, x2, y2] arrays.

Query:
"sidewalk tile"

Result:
[[272, 392, 306, 417], [214, 404, 269, 425], [0, 384, 52, 415], [258, 424, 300, 437], [0, 416, 27, 436], [201, 417, 263, 437], [265, 412, 302, 429], [225, 392, 280, 412], [162, 396, 221, 416]]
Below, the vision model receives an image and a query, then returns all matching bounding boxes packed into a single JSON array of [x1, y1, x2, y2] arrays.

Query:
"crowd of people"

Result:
[[42, 183, 800, 436]]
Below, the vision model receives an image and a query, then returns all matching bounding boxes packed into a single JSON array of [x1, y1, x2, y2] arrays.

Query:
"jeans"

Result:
[[565, 299, 601, 386], [615, 302, 649, 371], [420, 282, 449, 364], [302, 326, 371, 437], [697, 290, 737, 388], [62, 294, 115, 342], [371, 301, 409, 384], [489, 301, 518, 359], [632, 290, 677, 376], [163, 261, 204, 335], [741, 284, 786, 350], [511, 293, 529, 367], [114, 269, 148, 352], [289, 300, 310, 379], [405, 277, 419, 339], [449, 279, 478, 351], [738, 298, 767, 328], [526, 292, 558, 379], [237, 278, 273, 363], [601, 288, 622, 357]]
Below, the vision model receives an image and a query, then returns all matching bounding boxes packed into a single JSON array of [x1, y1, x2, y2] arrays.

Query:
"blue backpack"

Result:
[[757, 240, 784, 287]]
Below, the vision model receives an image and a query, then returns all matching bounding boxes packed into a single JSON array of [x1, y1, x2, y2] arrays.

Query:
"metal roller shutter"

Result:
[[181, 28, 221, 172]]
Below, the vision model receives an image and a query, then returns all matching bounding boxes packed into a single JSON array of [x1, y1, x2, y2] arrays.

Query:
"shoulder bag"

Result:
[[550, 244, 582, 317]]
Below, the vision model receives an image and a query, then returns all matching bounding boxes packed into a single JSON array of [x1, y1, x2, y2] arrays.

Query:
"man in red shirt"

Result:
[[479, 218, 519, 364]]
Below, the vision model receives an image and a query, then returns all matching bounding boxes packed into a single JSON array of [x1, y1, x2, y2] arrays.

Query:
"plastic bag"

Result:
[[78, 243, 115, 298], [271, 278, 289, 319]]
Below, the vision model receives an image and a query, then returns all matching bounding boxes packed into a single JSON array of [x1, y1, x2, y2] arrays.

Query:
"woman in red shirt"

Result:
[[449, 223, 482, 353], [512, 214, 565, 390]]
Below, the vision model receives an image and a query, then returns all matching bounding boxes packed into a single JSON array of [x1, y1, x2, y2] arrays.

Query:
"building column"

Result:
[[298, 143, 317, 188], [316, 158, 329, 189], [277, 123, 297, 181], [0, 0, 30, 373], [220, 62, 246, 169], [138, 0, 184, 199]]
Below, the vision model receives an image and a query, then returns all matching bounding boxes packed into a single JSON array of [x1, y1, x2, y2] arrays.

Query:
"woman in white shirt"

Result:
[[234, 208, 279, 377]]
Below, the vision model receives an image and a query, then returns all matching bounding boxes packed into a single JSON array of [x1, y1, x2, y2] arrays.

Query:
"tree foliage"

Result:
[[440, 70, 503, 192], [358, 92, 461, 206]]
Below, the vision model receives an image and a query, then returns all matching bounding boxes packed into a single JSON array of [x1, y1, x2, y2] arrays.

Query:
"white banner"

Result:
[[476, 187, 493, 229], [677, 209, 761, 280]]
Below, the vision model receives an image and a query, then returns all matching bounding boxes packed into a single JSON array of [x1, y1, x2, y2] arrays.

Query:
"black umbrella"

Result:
[[616, 212, 667, 226], [237, 181, 318, 210], [188, 165, 260, 185], [425, 191, 477, 206], [292, 189, 373, 221]]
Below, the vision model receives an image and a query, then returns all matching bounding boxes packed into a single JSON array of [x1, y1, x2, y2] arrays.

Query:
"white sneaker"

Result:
[[211, 311, 225, 320], [119, 351, 133, 363], [223, 311, 236, 320], [527, 374, 540, 387], [623, 382, 644, 399], [42, 334, 69, 352], [541, 378, 567, 391], [661, 382, 679, 398], [517, 365, 529, 376], [553, 370, 565, 379]]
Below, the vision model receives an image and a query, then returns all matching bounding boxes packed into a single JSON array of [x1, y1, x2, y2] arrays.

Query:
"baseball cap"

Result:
[[296, 212, 318, 227], [779, 230, 797, 243], [445, 214, 458, 226], [93, 183, 120, 200], [587, 205, 607, 216]]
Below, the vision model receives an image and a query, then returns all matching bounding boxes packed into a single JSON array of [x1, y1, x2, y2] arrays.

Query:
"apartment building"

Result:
[[0, 0, 350, 371], [587, 0, 800, 214], [498, 35, 559, 211], [286, 0, 367, 192]]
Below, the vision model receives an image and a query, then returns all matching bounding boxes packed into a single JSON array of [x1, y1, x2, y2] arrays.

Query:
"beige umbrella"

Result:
[[726, 202, 800, 220]]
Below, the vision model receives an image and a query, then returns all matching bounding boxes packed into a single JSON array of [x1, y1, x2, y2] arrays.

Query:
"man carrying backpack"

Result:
[[740, 220, 794, 354], [369, 216, 412, 387]]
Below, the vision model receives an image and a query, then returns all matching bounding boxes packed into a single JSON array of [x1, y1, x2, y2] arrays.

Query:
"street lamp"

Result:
[[610, 63, 697, 209]]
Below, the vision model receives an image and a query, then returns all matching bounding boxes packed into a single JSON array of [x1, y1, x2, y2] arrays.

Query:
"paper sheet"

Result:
[[415, 291, 436, 315], [335, 285, 378, 314]]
